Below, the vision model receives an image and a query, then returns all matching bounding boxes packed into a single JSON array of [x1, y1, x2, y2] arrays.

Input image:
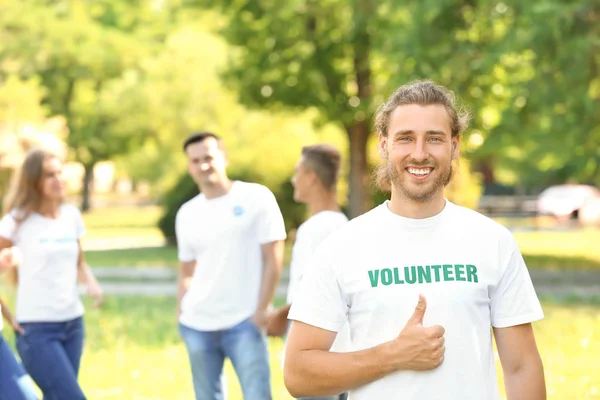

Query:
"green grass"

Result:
[[86, 241, 295, 269], [86, 246, 179, 268], [0, 296, 597, 399], [515, 229, 600, 270], [81, 205, 163, 240]]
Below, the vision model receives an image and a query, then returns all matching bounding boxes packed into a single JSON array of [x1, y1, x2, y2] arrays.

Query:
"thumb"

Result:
[[407, 294, 427, 326]]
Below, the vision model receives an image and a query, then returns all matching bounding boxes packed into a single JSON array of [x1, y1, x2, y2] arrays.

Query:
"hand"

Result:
[[0, 247, 18, 271], [10, 317, 24, 335], [266, 306, 290, 337], [251, 309, 269, 333], [87, 281, 104, 309], [391, 294, 445, 371]]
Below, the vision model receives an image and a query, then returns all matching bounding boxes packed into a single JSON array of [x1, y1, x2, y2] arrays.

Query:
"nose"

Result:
[[410, 137, 429, 162], [200, 162, 211, 172]]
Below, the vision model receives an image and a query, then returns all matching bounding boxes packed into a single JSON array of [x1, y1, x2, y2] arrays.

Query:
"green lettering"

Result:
[[368, 270, 380, 288], [466, 264, 478, 283], [431, 265, 442, 282], [393, 267, 404, 284], [455, 264, 466, 281], [404, 266, 417, 284], [443, 264, 454, 281], [418, 266, 431, 283], [381, 269, 393, 285]]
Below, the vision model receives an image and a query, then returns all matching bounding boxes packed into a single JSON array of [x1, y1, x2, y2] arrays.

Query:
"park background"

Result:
[[0, 0, 598, 398]]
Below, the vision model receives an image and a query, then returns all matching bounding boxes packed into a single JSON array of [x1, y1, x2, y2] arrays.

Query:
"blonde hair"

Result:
[[3, 148, 61, 285], [373, 80, 470, 192]]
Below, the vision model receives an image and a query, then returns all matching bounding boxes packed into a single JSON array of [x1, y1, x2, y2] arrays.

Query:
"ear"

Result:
[[451, 135, 460, 160], [378, 133, 388, 159]]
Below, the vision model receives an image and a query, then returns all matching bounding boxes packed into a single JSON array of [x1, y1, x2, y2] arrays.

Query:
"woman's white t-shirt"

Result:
[[0, 204, 85, 323]]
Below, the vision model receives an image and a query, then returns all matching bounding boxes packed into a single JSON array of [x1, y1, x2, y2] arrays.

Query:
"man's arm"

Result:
[[253, 240, 285, 330], [177, 260, 196, 317], [284, 295, 445, 398], [494, 323, 546, 400]]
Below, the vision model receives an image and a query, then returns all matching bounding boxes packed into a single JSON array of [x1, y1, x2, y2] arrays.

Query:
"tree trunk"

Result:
[[346, 0, 373, 218], [346, 121, 371, 217], [81, 162, 95, 212]]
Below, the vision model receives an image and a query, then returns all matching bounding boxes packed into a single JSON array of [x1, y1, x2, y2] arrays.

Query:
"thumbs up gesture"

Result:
[[392, 294, 446, 371]]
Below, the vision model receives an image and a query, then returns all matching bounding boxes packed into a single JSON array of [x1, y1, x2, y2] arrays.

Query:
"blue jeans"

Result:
[[0, 334, 38, 400], [180, 318, 271, 400], [16, 317, 86, 400]]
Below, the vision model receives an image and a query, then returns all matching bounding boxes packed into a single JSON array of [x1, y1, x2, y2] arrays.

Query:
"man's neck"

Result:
[[200, 178, 233, 199], [307, 190, 340, 216], [388, 189, 446, 219]]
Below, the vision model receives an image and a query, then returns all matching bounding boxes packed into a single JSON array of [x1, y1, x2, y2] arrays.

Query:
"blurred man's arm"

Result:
[[177, 260, 196, 317], [494, 323, 546, 400], [253, 240, 284, 330]]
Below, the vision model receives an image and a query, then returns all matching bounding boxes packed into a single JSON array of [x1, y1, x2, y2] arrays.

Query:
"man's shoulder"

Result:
[[176, 194, 204, 216], [447, 202, 512, 239], [234, 181, 274, 198], [318, 206, 384, 246]]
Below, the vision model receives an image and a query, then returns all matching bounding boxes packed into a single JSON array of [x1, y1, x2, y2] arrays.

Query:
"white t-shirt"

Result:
[[287, 211, 349, 304], [0, 204, 85, 323], [176, 181, 287, 331], [288, 200, 544, 400]]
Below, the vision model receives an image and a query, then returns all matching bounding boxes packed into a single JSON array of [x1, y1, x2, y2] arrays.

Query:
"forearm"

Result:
[[78, 263, 99, 286], [256, 260, 281, 312], [177, 265, 194, 314], [285, 341, 397, 397], [505, 360, 546, 400]]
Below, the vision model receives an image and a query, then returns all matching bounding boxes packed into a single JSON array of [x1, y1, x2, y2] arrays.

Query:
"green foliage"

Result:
[[444, 158, 484, 210]]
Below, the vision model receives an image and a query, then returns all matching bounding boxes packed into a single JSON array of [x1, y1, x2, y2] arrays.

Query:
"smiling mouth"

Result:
[[406, 167, 433, 178]]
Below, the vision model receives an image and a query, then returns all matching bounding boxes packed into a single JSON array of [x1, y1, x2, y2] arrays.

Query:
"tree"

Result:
[[187, 0, 523, 215], [0, 0, 164, 210]]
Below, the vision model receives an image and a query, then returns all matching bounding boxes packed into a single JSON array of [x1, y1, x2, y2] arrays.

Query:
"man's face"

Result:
[[186, 138, 228, 186], [379, 104, 459, 202], [291, 158, 316, 203]]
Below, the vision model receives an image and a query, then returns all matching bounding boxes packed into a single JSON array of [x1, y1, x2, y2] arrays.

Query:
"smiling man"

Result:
[[284, 81, 546, 400], [175, 132, 287, 400]]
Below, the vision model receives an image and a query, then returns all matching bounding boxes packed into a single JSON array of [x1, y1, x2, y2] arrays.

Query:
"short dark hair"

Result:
[[301, 144, 342, 191], [183, 132, 221, 152]]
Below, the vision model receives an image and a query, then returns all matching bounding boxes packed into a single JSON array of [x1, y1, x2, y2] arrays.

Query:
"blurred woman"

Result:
[[0, 252, 38, 400], [0, 148, 103, 400]]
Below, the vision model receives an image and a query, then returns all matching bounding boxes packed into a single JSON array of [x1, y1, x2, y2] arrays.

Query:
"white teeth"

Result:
[[408, 168, 431, 175]]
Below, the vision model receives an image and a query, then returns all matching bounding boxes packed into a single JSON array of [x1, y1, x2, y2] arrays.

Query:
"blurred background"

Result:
[[0, 0, 598, 398]]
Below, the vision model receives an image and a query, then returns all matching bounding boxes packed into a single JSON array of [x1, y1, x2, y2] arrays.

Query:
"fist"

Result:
[[393, 294, 446, 371]]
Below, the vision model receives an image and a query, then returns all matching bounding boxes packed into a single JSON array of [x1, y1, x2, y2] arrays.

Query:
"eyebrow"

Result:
[[392, 129, 447, 137]]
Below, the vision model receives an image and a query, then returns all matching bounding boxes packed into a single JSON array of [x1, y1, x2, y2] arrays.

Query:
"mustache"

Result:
[[402, 159, 436, 168]]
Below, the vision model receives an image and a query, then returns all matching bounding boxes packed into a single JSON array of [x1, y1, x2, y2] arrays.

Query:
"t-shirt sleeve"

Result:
[[0, 212, 16, 241], [175, 207, 195, 262], [490, 234, 544, 328], [288, 242, 348, 332], [257, 187, 287, 244], [73, 207, 86, 239]]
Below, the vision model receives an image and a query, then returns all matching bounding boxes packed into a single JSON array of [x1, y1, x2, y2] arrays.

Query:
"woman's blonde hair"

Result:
[[3, 148, 61, 285]]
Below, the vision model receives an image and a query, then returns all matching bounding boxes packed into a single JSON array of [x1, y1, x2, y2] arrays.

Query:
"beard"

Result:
[[386, 159, 454, 202]]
